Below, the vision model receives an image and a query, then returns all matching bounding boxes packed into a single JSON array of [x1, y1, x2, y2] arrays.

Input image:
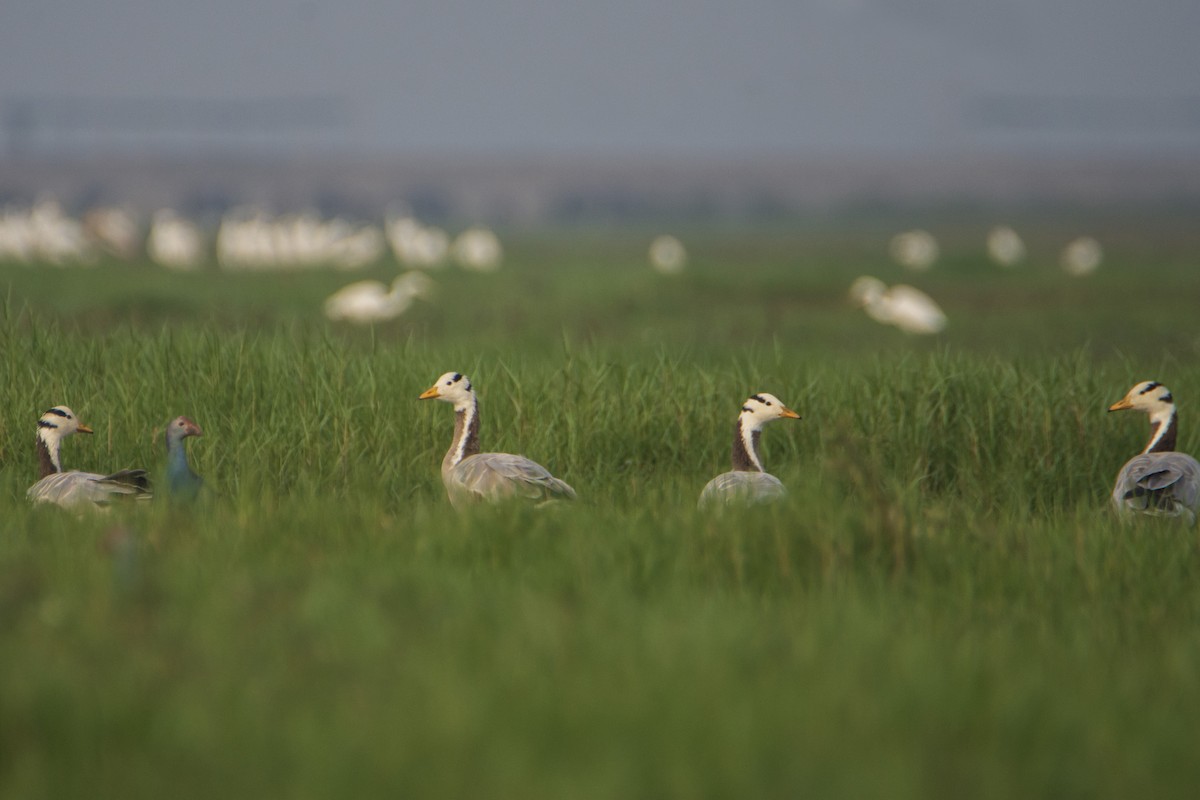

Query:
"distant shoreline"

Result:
[[3, 152, 1199, 224]]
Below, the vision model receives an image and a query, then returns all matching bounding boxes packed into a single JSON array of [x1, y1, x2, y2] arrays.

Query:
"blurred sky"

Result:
[[2, 0, 1199, 157]]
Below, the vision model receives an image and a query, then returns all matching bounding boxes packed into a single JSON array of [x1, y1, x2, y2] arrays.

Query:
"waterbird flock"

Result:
[[23, 376, 1193, 526], [0, 200, 504, 274], [12, 215, 1176, 522]]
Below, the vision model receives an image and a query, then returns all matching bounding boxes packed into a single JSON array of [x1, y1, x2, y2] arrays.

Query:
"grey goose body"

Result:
[[699, 392, 800, 509], [27, 406, 152, 510], [1108, 381, 1200, 525], [420, 372, 576, 509]]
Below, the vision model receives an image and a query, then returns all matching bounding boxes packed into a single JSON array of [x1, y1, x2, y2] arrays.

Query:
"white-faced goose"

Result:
[[1108, 381, 1200, 525], [699, 392, 800, 509], [419, 372, 577, 509], [27, 406, 153, 510]]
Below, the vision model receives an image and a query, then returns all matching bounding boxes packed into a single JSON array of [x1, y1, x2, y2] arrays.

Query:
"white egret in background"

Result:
[[29, 199, 94, 265], [849, 276, 947, 335], [888, 229, 939, 272], [214, 208, 384, 271], [385, 215, 449, 268], [0, 207, 36, 262], [329, 224, 385, 271], [452, 227, 503, 272], [84, 207, 141, 260], [147, 209, 205, 271], [986, 225, 1026, 268], [323, 271, 436, 323], [649, 235, 687, 274], [1061, 236, 1103, 277]]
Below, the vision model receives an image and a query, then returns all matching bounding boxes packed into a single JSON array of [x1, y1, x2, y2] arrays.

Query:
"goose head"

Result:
[[36, 406, 92, 473], [1108, 381, 1174, 416], [420, 372, 476, 409], [165, 415, 204, 446], [740, 393, 801, 431], [37, 406, 93, 440]]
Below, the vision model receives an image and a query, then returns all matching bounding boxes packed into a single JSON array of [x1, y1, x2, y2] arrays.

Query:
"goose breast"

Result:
[[699, 471, 786, 508]]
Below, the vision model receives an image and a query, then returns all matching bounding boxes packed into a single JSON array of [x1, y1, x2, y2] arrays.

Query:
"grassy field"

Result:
[[2, 216, 1200, 798]]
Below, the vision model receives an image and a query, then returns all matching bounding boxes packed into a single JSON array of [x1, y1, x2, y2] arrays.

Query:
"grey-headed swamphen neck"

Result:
[[164, 416, 204, 502]]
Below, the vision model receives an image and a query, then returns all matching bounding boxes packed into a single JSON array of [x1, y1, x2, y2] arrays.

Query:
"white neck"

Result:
[[451, 400, 476, 466], [731, 416, 766, 473], [741, 421, 764, 471], [1144, 405, 1176, 454], [37, 426, 64, 472], [443, 395, 481, 474]]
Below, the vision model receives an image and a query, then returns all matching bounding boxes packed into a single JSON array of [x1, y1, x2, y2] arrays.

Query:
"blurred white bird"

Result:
[[649, 235, 687, 274], [1061, 236, 1103, 277], [84, 206, 141, 260], [385, 215, 449, 268], [147, 209, 205, 271], [323, 271, 435, 323], [849, 276, 947, 335], [451, 227, 503, 272], [986, 225, 1026, 268], [888, 230, 939, 272]]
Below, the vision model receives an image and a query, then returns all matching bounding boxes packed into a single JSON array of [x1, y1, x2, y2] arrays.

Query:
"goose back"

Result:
[[446, 453, 577, 509], [29, 469, 152, 509], [1112, 452, 1200, 524]]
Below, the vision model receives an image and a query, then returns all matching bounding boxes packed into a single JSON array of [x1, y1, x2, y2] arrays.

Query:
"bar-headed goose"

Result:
[[164, 415, 204, 503], [28, 406, 152, 510], [699, 393, 800, 509], [419, 372, 576, 509], [1108, 381, 1200, 525]]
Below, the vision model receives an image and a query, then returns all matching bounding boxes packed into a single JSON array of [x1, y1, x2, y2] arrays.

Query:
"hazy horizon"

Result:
[[3, 1, 1199, 159]]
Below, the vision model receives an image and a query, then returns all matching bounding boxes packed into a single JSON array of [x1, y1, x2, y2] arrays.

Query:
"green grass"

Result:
[[2, 219, 1200, 799]]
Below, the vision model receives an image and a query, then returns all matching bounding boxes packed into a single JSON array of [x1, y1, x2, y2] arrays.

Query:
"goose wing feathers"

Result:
[[448, 453, 576, 506], [1112, 452, 1200, 521], [29, 469, 153, 509], [699, 471, 785, 508]]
